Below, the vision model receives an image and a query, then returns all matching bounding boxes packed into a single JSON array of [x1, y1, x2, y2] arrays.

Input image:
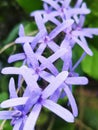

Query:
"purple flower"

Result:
[[0, 72, 74, 130]]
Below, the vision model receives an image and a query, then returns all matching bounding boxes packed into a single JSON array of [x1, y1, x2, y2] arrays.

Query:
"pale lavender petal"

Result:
[[72, 37, 93, 56], [23, 43, 39, 69], [65, 77, 88, 85], [0, 97, 28, 108], [34, 12, 47, 32], [19, 24, 25, 37], [13, 119, 22, 130], [38, 55, 59, 75], [72, 52, 86, 71], [42, 71, 68, 99], [0, 111, 13, 119], [31, 30, 47, 48], [42, 0, 60, 10], [23, 104, 42, 130], [1, 67, 21, 75], [72, 30, 93, 38], [68, 8, 90, 15], [75, 0, 83, 7], [15, 36, 34, 44], [47, 41, 59, 52], [43, 99, 74, 122], [9, 78, 18, 98], [8, 53, 25, 63], [63, 0, 71, 8], [49, 19, 74, 40], [24, 91, 41, 113], [48, 48, 68, 63], [64, 84, 78, 117], [36, 43, 46, 55], [39, 71, 55, 83], [83, 28, 98, 35]]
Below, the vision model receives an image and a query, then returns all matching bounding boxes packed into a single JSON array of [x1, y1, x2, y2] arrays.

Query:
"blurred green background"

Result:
[[0, 0, 98, 130]]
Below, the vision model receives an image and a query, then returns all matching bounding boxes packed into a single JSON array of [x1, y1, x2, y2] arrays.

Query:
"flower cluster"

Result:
[[0, 0, 98, 130]]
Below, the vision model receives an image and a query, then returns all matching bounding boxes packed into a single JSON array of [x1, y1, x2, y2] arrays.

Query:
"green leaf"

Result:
[[81, 45, 98, 80], [16, 0, 42, 13]]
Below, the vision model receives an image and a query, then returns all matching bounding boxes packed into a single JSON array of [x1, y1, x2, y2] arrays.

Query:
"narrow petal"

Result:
[[1, 67, 21, 75], [23, 43, 39, 69], [68, 8, 90, 15], [65, 77, 88, 85], [64, 84, 78, 117], [0, 111, 13, 119], [8, 53, 25, 63], [19, 24, 25, 37], [36, 43, 46, 55], [34, 12, 47, 32], [72, 37, 93, 56], [42, 0, 60, 10], [48, 48, 68, 63], [42, 71, 68, 99], [39, 71, 55, 83], [0, 97, 28, 108], [83, 28, 98, 35], [47, 41, 59, 52], [43, 99, 74, 122], [13, 119, 22, 130], [23, 104, 42, 130], [15, 36, 34, 44], [31, 30, 47, 49], [49, 19, 74, 40], [38, 55, 59, 75], [9, 78, 18, 98]]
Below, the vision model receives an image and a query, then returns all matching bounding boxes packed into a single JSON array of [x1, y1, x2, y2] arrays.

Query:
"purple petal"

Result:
[[49, 19, 74, 40], [13, 119, 22, 130], [0, 111, 13, 119], [42, 0, 60, 10], [19, 24, 25, 37], [34, 12, 47, 32], [43, 99, 74, 122], [0, 97, 28, 108], [38, 55, 59, 75], [72, 37, 93, 56], [8, 53, 25, 63], [48, 48, 68, 63], [36, 43, 46, 55], [47, 41, 59, 52], [68, 8, 90, 16], [83, 28, 98, 35], [15, 36, 34, 44], [65, 77, 88, 85], [9, 78, 18, 98], [42, 71, 68, 99], [1, 67, 21, 75], [64, 84, 78, 117], [31, 30, 47, 49], [23, 43, 39, 69], [23, 104, 42, 130]]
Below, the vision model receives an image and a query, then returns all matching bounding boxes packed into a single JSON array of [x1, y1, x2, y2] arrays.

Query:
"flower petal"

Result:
[[49, 19, 74, 40], [64, 84, 78, 117], [9, 78, 18, 98], [23, 104, 42, 130], [8, 53, 25, 63], [42, 71, 68, 99], [0, 111, 13, 119], [65, 77, 88, 85], [0, 97, 28, 108], [15, 36, 34, 44], [43, 99, 74, 122], [72, 37, 93, 56]]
